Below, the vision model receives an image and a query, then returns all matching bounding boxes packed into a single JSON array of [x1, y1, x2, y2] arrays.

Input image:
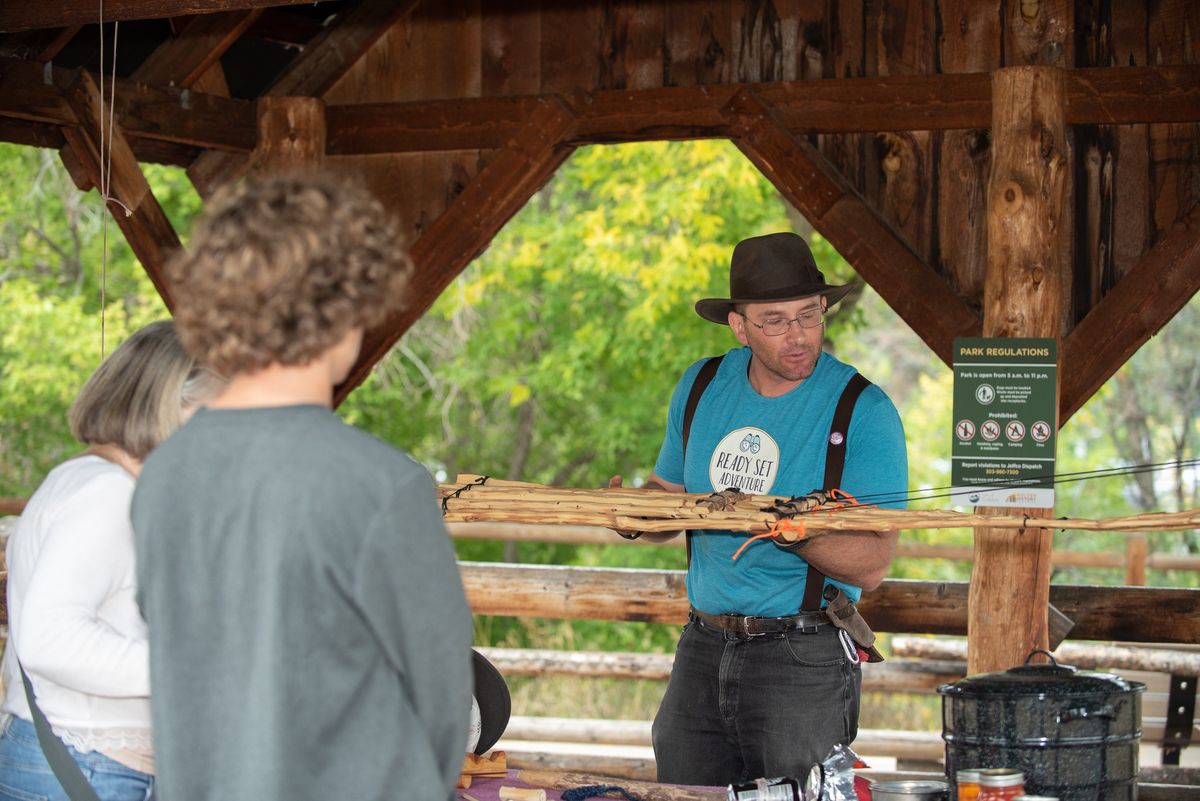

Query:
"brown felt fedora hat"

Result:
[[695, 232, 854, 325]]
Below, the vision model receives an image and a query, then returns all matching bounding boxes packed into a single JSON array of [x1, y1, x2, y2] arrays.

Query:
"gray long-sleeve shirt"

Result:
[[133, 405, 472, 801]]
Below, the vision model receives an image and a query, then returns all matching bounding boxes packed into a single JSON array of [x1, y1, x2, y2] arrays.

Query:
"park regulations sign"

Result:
[[950, 337, 1057, 508]]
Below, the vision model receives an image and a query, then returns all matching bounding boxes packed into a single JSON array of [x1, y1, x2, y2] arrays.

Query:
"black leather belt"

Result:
[[689, 606, 829, 637]]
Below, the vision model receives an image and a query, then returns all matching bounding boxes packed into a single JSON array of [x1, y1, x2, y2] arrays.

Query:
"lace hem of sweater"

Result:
[[55, 726, 153, 755]]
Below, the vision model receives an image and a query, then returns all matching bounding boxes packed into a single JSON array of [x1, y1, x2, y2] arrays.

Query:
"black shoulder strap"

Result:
[[681, 355, 723, 568], [800, 372, 871, 611], [682, 356, 723, 458], [19, 663, 102, 801]]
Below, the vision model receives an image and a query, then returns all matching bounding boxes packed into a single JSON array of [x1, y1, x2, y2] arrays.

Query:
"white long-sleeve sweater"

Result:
[[1, 455, 152, 759]]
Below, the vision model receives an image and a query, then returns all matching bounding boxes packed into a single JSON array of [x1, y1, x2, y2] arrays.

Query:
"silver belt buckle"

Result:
[[739, 616, 766, 638]]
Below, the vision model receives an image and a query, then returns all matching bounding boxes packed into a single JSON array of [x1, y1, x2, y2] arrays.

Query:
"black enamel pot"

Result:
[[938, 650, 1145, 801]]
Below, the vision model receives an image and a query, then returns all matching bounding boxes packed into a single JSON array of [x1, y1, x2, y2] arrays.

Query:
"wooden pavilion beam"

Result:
[[969, 66, 1071, 675], [132, 9, 262, 89], [722, 88, 980, 367], [1, 61, 1196, 159], [325, 66, 1200, 155], [187, 0, 417, 197], [1061, 205, 1200, 421], [333, 98, 578, 405], [60, 71, 179, 309], [0, 58, 255, 152], [0, 0, 329, 32]]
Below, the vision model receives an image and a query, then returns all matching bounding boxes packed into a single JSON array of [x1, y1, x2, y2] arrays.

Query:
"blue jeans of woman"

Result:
[[0, 716, 155, 801], [651, 615, 861, 786]]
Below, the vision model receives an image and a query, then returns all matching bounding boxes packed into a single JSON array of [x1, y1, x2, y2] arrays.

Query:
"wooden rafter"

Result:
[[1, 61, 1196, 160], [132, 9, 263, 88], [334, 98, 579, 405], [1061, 204, 1200, 421], [60, 71, 179, 309], [723, 88, 980, 367], [326, 66, 1200, 155], [0, 58, 255, 152], [0, 0, 329, 32], [187, 0, 418, 197]]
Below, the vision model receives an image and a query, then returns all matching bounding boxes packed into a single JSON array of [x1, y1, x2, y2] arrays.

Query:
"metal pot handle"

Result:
[[1058, 704, 1117, 723], [1024, 648, 1058, 667]]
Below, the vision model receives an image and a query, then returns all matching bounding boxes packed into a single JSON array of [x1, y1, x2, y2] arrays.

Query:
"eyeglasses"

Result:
[[742, 308, 825, 336]]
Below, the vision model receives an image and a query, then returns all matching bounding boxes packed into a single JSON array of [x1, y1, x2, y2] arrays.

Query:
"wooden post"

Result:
[[1126, 534, 1149, 586], [253, 96, 326, 173], [968, 66, 1070, 675]]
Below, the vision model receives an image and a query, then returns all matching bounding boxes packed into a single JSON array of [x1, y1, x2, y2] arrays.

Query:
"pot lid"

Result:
[[937, 649, 1146, 697]]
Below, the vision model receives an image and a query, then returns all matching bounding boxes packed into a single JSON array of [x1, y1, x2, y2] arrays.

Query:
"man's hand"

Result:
[[606, 475, 642, 539]]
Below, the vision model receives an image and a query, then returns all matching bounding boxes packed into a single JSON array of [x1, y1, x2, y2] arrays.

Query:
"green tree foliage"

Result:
[[0, 144, 186, 495]]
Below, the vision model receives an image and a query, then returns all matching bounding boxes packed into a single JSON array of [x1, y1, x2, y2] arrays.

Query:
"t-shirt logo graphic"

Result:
[[709, 427, 780, 495]]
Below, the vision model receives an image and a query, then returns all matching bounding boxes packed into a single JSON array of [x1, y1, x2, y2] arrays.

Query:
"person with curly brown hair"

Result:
[[130, 173, 473, 801]]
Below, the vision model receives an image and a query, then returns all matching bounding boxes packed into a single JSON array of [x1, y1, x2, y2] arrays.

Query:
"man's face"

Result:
[[728, 295, 827, 387]]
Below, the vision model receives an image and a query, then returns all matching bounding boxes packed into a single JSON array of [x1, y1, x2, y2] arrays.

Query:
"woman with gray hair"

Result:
[[0, 320, 222, 801]]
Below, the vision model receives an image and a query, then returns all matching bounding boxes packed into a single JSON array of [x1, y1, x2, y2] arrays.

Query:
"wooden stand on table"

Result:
[[458, 751, 507, 789]]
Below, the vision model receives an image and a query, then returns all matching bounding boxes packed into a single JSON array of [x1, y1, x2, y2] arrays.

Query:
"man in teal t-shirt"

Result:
[[612, 232, 908, 786]]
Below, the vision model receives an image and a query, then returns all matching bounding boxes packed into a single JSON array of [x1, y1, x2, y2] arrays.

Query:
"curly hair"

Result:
[[167, 172, 412, 374]]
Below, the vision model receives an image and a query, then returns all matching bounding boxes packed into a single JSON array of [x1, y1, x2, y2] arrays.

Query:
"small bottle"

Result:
[[726, 776, 802, 801], [978, 769, 1025, 801], [956, 769, 981, 801]]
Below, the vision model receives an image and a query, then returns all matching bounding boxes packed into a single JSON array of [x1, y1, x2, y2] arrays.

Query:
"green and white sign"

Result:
[[950, 337, 1057, 508]]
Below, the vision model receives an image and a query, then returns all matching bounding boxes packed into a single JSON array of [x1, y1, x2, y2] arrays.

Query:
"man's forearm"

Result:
[[792, 528, 898, 590]]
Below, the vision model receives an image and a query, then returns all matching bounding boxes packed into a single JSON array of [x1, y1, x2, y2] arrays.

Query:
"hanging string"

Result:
[[95, 5, 131, 360], [98, 6, 108, 358], [772, 458, 1200, 517]]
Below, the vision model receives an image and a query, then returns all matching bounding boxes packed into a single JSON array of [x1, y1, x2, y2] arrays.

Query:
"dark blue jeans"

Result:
[[651, 616, 861, 786]]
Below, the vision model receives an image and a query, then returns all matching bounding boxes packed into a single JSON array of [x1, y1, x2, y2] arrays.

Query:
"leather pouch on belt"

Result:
[[824, 588, 885, 663]]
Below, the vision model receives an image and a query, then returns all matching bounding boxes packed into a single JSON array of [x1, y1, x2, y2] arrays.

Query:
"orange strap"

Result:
[[731, 517, 807, 561], [729, 487, 872, 562]]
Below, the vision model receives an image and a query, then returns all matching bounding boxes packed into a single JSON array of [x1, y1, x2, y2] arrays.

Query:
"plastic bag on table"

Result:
[[803, 743, 860, 800]]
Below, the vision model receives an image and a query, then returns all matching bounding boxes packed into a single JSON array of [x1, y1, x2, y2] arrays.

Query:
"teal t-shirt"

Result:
[[654, 348, 908, 616]]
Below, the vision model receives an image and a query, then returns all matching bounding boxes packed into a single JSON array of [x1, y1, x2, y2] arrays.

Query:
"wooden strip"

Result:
[[60, 70, 178, 309], [131, 10, 262, 89], [0, 0, 319, 31], [481, 2, 541, 97], [0, 58, 255, 151], [322, 66, 1200, 156], [598, 1, 664, 91], [724, 87, 979, 366], [1060, 204, 1200, 421], [539, 3, 601, 94], [457, 563, 1200, 643], [252, 95, 325, 171], [663, 0, 730, 87], [334, 97, 577, 403], [893, 636, 1200, 675]]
